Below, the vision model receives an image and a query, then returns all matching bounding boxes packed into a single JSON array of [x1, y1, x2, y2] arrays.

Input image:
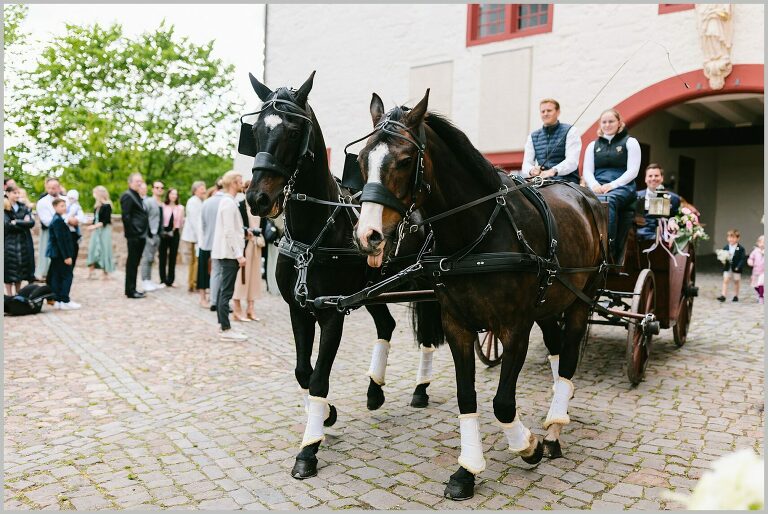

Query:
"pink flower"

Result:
[[686, 221, 693, 230], [682, 207, 691, 215], [668, 218, 679, 231]]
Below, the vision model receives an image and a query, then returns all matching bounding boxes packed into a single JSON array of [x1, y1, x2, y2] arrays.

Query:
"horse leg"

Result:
[[364, 304, 396, 410], [442, 315, 483, 501], [543, 300, 591, 459], [410, 300, 444, 408], [537, 315, 567, 459], [494, 320, 544, 465], [289, 303, 316, 415], [292, 310, 345, 479]]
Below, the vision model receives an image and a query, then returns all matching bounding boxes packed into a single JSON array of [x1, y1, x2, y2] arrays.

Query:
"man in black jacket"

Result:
[[47, 198, 79, 309], [120, 172, 149, 298]]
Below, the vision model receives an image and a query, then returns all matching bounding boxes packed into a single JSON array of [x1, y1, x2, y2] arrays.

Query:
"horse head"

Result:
[[355, 89, 431, 268], [244, 71, 316, 218]]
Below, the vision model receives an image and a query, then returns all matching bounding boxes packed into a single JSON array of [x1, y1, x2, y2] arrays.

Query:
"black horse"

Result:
[[244, 73, 444, 480], [355, 91, 607, 500]]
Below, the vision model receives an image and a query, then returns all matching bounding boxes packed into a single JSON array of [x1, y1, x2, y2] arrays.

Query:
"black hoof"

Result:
[[521, 438, 544, 465], [444, 466, 475, 501], [410, 383, 429, 408], [324, 404, 337, 427], [291, 457, 317, 479], [292, 443, 320, 479], [543, 439, 563, 459], [367, 379, 385, 411]]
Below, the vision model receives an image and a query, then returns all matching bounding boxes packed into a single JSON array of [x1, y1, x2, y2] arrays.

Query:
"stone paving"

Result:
[[4, 263, 764, 510]]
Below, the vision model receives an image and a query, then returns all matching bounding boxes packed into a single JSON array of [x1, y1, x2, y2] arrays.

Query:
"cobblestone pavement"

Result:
[[4, 264, 764, 510]]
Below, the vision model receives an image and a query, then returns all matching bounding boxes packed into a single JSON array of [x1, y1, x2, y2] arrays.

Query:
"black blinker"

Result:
[[238, 122, 258, 157], [341, 153, 365, 193]]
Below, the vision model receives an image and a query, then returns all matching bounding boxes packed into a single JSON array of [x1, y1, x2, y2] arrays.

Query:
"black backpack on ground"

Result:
[[4, 283, 55, 316]]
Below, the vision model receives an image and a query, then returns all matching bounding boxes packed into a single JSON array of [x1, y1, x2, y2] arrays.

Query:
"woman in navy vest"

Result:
[[583, 108, 640, 260]]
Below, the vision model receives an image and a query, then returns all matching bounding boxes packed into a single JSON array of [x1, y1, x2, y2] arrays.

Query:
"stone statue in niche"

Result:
[[695, 4, 734, 90]]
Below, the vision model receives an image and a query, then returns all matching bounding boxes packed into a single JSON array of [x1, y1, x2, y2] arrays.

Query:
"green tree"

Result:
[[3, 4, 33, 191], [9, 20, 242, 211]]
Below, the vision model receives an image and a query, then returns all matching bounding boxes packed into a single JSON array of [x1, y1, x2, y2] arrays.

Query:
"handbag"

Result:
[[160, 210, 174, 239]]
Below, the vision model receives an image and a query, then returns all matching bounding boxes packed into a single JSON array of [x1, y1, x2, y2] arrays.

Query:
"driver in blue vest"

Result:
[[521, 98, 581, 184]]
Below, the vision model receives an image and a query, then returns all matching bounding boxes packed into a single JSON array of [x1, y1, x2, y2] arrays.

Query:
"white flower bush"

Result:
[[664, 448, 764, 510]]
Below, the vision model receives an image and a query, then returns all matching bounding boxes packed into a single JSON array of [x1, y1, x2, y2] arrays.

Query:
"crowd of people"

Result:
[[4, 98, 764, 314], [4, 171, 268, 327]]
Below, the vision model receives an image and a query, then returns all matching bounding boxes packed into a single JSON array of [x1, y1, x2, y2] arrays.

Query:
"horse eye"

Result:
[[397, 157, 413, 168]]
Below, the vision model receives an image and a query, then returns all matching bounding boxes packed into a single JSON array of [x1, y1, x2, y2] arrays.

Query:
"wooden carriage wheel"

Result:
[[673, 260, 696, 347], [474, 330, 503, 368], [626, 269, 656, 385]]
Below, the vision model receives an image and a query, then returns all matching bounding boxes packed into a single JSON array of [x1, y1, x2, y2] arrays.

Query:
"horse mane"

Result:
[[423, 112, 503, 191]]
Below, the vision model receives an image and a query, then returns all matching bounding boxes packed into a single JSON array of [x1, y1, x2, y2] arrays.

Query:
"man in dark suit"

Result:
[[120, 172, 149, 298], [47, 198, 79, 309]]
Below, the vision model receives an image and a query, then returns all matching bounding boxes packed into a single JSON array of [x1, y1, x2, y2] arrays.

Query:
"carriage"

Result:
[[474, 199, 698, 385]]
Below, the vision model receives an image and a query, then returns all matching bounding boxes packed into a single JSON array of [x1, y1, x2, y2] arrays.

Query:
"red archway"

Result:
[[579, 63, 764, 164]]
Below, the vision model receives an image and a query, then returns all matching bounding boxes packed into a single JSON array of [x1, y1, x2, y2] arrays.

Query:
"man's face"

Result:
[[46, 180, 60, 196], [129, 175, 143, 192], [139, 183, 148, 197], [54, 201, 67, 215], [539, 102, 560, 126], [645, 168, 664, 190], [153, 182, 165, 197], [194, 185, 206, 198]]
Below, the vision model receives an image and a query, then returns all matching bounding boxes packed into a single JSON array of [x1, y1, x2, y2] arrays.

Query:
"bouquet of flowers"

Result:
[[663, 448, 764, 510], [664, 207, 709, 254], [716, 248, 731, 265]]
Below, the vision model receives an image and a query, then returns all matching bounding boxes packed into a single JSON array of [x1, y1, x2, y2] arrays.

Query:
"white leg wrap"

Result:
[[415, 346, 435, 385], [300, 387, 309, 414], [500, 417, 532, 453], [457, 413, 486, 474], [548, 355, 560, 392], [544, 378, 574, 429], [367, 339, 390, 386], [301, 396, 329, 448]]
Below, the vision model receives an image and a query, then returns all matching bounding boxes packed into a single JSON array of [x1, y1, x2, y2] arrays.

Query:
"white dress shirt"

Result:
[[582, 134, 641, 190], [521, 127, 582, 179], [181, 195, 203, 244], [211, 193, 245, 260], [36, 194, 56, 228]]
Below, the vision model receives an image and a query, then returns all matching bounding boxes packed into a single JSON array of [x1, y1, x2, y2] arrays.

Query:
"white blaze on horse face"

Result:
[[367, 142, 389, 184], [264, 114, 282, 131]]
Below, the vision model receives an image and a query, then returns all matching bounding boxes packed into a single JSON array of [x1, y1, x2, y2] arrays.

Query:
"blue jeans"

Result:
[[49, 257, 73, 303]]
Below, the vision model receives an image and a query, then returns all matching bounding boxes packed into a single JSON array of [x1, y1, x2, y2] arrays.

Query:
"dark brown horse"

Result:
[[354, 91, 608, 500], [244, 74, 445, 480]]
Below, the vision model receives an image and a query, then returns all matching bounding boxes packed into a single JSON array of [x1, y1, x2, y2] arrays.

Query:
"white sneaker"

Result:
[[142, 280, 157, 292], [220, 330, 248, 342], [154, 282, 166, 289], [58, 301, 81, 310], [53, 301, 62, 310]]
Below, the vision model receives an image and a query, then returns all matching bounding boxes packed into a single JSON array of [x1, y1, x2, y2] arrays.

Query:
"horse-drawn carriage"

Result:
[[242, 73, 699, 499], [475, 199, 698, 385]]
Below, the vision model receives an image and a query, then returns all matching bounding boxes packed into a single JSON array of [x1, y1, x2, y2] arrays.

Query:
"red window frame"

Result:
[[466, 4, 554, 47], [658, 4, 694, 14]]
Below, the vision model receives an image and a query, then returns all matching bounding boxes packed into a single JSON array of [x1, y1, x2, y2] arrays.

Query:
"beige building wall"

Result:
[[410, 62, 453, 118]]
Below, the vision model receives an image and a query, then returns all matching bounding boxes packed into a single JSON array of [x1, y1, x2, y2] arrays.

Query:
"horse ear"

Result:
[[406, 89, 430, 127], [370, 93, 385, 127], [249, 72, 273, 102], [294, 70, 316, 106]]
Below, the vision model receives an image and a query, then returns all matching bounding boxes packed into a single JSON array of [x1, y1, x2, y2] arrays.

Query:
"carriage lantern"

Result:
[[645, 186, 672, 217]]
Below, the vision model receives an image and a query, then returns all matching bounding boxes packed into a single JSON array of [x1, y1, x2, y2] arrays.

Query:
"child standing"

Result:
[[47, 198, 80, 310], [718, 229, 747, 302], [747, 235, 765, 304]]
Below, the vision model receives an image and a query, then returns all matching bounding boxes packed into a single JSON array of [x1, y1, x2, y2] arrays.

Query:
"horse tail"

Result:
[[411, 300, 445, 348]]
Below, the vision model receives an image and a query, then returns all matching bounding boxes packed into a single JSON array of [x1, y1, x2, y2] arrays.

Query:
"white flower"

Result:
[[664, 449, 764, 510], [716, 249, 731, 264]]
